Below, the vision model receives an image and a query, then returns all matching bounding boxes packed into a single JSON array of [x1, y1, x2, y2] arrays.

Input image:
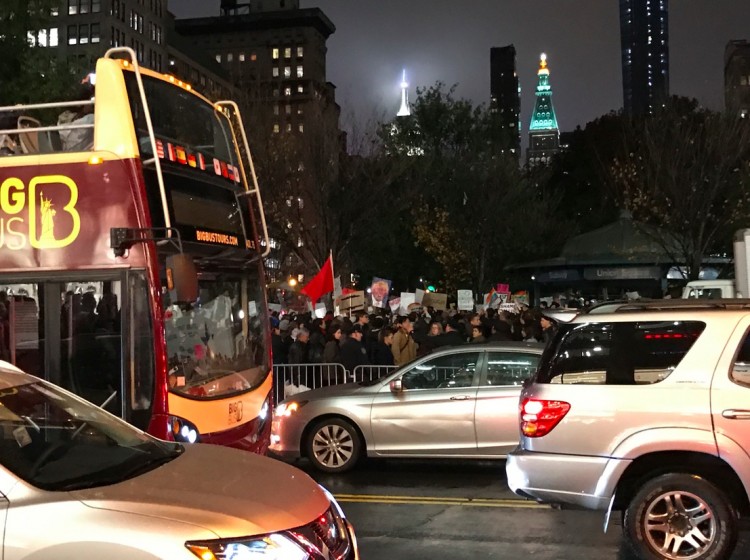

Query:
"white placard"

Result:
[[415, 289, 425, 304], [399, 292, 416, 314], [268, 303, 282, 313], [457, 289, 474, 311], [248, 301, 258, 317], [314, 303, 327, 319]]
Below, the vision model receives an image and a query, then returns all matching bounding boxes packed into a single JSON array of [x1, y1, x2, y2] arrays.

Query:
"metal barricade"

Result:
[[272, 363, 347, 403], [273, 363, 398, 403], [351, 365, 397, 383]]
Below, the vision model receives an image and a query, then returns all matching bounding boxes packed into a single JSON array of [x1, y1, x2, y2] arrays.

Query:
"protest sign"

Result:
[[422, 292, 448, 310], [370, 277, 391, 308], [400, 292, 416, 314], [457, 290, 474, 311]]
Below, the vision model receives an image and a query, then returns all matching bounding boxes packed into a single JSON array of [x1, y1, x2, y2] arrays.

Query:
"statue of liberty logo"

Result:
[[39, 191, 57, 244]]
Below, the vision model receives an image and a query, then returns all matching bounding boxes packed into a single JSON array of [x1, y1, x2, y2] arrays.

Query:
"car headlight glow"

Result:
[[275, 400, 308, 417], [186, 534, 310, 560]]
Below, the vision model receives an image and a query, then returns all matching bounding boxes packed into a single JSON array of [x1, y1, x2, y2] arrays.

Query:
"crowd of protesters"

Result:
[[270, 303, 560, 371]]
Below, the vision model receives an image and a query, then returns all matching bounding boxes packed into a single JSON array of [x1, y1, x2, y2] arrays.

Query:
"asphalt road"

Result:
[[285, 457, 750, 560]]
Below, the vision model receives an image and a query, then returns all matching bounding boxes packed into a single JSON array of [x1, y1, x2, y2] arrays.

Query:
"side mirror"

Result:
[[389, 378, 403, 394], [166, 253, 198, 304]]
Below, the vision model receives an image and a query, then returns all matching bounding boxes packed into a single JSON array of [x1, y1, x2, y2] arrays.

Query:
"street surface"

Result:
[[286, 457, 750, 560]]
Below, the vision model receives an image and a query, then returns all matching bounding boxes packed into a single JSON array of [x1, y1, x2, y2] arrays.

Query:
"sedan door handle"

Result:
[[450, 395, 471, 401], [722, 409, 750, 420]]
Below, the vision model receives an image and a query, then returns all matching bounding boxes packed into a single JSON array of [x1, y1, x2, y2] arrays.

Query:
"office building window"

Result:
[[298, 124, 304, 133], [297, 84, 304, 93], [239, 53, 245, 62], [91, 23, 100, 43], [250, 52, 257, 61], [227, 53, 233, 62], [216, 54, 221, 63], [284, 87, 291, 96], [273, 89, 279, 97], [272, 48, 279, 59], [286, 123, 292, 132], [68, 0, 77, 15], [67, 25, 77, 44], [297, 46, 304, 58], [79, 24, 89, 44], [92, 0, 101, 13], [284, 47, 291, 58], [285, 105, 291, 115], [80, 0, 90, 14], [51, 6, 59, 16], [273, 123, 280, 133], [297, 106, 303, 115], [49, 28, 59, 47], [273, 104, 279, 115], [296, 65, 303, 78], [284, 66, 291, 78], [272, 67, 279, 77]]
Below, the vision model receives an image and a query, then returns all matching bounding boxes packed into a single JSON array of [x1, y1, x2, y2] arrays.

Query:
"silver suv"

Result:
[[506, 300, 750, 560]]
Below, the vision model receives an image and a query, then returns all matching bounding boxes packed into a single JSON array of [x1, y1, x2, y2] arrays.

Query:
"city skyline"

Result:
[[170, 0, 750, 134]]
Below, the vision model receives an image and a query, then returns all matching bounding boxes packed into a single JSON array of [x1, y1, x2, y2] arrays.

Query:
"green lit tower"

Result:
[[527, 53, 560, 166]]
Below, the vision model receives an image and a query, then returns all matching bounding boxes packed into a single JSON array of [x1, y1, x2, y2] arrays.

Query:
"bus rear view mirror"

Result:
[[166, 254, 198, 304]]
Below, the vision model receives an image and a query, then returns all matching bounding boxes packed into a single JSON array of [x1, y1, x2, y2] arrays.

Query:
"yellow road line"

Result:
[[334, 494, 548, 509]]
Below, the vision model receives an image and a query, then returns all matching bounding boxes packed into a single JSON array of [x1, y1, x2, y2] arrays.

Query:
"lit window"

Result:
[[68, 0, 77, 15], [67, 25, 77, 44], [272, 67, 279, 77], [284, 87, 291, 96], [273, 123, 280, 133], [51, 6, 59, 16], [286, 123, 292, 132], [80, 0, 90, 14], [91, 23, 100, 43], [296, 65, 303, 78], [297, 84, 304, 93], [216, 54, 221, 63], [239, 52, 245, 62], [272, 48, 279, 59], [49, 27, 58, 47], [227, 53, 233, 62], [284, 47, 291, 58], [285, 105, 291, 115], [284, 66, 291, 78], [250, 53, 257, 61], [298, 124, 304, 133], [297, 106, 303, 115], [297, 46, 304, 57]]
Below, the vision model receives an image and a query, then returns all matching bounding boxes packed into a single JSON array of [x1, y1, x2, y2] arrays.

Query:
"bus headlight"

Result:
[[168, 415, 200, 444], [186, 534, 309, 560]]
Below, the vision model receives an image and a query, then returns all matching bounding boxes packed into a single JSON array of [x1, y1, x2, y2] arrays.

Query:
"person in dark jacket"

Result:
[[372, 326, 395, 366], [323, 325, 342, 363], [287, 328, 309, 364], [270, 317, 288, 364], [432, 318, 466, 348], [307, 318, 326, 363], [340, 323, 369, 373]]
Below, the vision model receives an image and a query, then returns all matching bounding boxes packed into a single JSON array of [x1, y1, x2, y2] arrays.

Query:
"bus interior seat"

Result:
[[38, 130, 63, 153], [17, 116, 41, 154]]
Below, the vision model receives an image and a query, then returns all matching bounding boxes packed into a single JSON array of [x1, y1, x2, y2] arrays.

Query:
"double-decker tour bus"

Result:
[[0, 47, 273, 453]]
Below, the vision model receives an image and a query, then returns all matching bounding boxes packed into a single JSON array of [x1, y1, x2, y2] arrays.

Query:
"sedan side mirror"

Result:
[[389, 379, 403, 393]]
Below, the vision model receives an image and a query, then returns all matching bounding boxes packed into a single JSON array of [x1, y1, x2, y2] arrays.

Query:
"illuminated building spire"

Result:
[[527, 53, 560, 166], [397, 69, 410, 117]]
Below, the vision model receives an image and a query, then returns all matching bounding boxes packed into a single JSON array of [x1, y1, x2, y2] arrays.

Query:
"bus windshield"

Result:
[[123, 72, 238, 170], [164, 270, 268, 400]]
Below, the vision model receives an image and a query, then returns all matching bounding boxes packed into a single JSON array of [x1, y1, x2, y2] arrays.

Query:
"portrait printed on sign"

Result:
[[370, 277, 392, 308]]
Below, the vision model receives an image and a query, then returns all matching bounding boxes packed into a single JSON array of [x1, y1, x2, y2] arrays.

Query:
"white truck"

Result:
[[682, 228, 750, 299]]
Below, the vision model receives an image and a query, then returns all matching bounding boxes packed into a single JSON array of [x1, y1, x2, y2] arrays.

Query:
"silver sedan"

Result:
[[0, 362, 358, 559], [270, 342, 543, 473]]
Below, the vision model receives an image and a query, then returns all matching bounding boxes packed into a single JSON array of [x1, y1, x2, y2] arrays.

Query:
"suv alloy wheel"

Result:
[[306, 417, 362, 473], [623, 473, 738, 560]]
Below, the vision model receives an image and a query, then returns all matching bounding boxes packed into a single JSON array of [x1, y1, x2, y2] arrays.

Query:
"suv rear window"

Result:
[[535, 321, 706, 385]]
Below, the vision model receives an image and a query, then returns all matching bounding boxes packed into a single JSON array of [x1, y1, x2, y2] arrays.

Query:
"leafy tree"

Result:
[[611, 100, 750, 279]]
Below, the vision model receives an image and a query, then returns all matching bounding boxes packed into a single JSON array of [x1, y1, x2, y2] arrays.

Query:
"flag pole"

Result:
[[329, 249, 335, 281], [328, 250, 335, 314]]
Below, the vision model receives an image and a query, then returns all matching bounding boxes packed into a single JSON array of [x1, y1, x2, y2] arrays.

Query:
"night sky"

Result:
[[170, 0, 750, 134]]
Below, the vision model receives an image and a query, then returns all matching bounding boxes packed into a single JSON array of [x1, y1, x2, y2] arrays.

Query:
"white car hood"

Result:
[[72, 444, 329, 538]]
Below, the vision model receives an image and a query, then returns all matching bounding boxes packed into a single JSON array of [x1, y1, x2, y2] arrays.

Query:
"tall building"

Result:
[[619, 0, 669, 115], [489, 45, 520, 154], [725, 40, 750, 119], [527, 53, 560, 167], [397, 70, 410, 117]]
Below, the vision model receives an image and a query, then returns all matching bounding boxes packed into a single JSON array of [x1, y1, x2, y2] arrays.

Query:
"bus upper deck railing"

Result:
[[273, 363, 397, 403]]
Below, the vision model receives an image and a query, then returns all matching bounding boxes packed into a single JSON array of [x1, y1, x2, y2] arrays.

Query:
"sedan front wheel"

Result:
[[306, 418, 362, 473]]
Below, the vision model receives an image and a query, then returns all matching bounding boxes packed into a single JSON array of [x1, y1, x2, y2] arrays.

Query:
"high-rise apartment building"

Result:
[[725, 40, 750, 119], [490, 45, 520, 154], [619, 0, 669, 115]]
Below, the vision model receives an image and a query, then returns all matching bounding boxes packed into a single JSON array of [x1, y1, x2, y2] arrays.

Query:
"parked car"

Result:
[[506, 299, 750, 560], [270, 342, 543, 473], [0, 361, 358, 560]]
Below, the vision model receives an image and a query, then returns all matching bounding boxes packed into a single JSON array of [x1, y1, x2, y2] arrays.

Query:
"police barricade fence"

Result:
[[273, 363, 397, 403]]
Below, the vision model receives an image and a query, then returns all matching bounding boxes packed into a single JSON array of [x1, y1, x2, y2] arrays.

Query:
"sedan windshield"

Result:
[[0, 380, 182, 491]]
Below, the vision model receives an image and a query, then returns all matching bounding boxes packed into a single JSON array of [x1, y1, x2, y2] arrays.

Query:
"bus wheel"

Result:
[[306, 418, 361, 473]]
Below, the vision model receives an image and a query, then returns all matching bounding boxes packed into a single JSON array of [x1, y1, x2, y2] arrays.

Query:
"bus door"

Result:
[[0, 272, 154, 428]]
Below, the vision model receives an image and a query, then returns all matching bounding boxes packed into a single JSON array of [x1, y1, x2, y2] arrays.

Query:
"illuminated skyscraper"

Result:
[[725, 40, 750, 119], [490, 45, 520, 154], [527, 53, 560, 167], [397, 69, 410, 117], [619, 0, 669, 115]]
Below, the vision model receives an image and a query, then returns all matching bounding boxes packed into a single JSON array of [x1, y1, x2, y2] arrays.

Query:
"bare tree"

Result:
[[612, 105, 750, 279]]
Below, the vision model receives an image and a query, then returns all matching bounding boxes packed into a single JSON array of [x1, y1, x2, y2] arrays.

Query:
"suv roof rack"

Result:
[[610, 299, 750, 312]]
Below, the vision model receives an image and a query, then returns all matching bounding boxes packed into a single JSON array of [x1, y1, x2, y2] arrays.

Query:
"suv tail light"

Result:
[[520, 398, 571, 437]]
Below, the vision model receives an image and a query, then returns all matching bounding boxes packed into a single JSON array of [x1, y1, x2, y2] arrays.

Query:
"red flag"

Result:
[[300, 256, 334, 305]]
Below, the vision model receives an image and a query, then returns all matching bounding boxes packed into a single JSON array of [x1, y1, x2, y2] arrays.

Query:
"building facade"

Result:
[[619, 0, 669, 116], [490, 45, 520, 155], [527, 54, 560, 167], [725, 40, 750, 119]]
